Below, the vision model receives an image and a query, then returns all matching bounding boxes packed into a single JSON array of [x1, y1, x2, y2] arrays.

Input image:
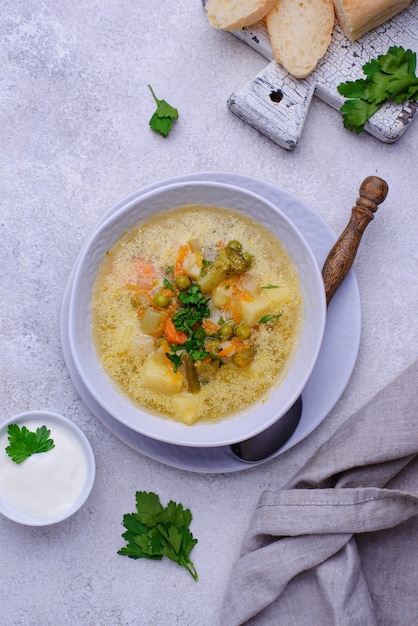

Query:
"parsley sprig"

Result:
[[148, 85, 178, 138], [118, 491, 198, 581], [5, 423, 55, 464], [338, 46, 418, 133]]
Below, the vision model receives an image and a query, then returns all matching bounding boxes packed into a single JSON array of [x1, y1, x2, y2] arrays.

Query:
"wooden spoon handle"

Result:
[[322, 176, 388, 307]]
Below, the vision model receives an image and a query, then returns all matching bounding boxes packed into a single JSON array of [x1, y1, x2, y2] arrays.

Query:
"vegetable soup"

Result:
[[91, 205, 302, 425]]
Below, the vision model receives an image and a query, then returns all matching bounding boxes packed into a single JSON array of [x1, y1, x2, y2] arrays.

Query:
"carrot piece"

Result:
[[235, 289, 253, 302], [174, 244, 190, 276], [202, 319, 218, 334], [217, 342, 236, 358], [164, 318, 188, 345], [229, 296, 243, 325], [218, 338, 248, 358], [131, 259, 156, 290]]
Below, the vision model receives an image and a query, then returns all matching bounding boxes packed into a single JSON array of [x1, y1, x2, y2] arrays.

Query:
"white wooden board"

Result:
[[202, 1, 418, 149]]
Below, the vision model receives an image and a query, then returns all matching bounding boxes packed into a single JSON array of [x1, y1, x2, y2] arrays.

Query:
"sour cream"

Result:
[[0, 413, 95, 525]]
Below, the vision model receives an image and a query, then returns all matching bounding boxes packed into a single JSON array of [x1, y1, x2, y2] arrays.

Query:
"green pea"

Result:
[[235, 324, 251, 340], [175, 275, 191, 290], [208, 339, 221, 353], [233, 347, 256, 368], [219, 322, 235, 340], [226, 240, 242, 252], [153, 292, 170, 308], [242, 252, 253, 267]]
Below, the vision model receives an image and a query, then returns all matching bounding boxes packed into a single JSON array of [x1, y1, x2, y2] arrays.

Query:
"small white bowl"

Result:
[[0, 411, 95, 526], [68, 180, 326, 447]]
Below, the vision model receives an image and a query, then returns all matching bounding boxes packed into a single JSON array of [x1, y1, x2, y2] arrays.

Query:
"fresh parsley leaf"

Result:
[[121, 512, 149, 536], [135, 491, 165, 526], [5, 424, 55, 464], [164, 500, 193, 528], [118, 491, 198, 581], [118, 539, 158, 560], [340, 99, 381, 133], [262, 285, 279, 289], [337, 46, 418, 133], [148, 84, 178, 138], [338, 78, 369, 99], [119, 516, 164, 560]]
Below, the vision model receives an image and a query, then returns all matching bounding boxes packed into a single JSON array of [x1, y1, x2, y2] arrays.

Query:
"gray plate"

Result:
[[60, 172, 361, 473]]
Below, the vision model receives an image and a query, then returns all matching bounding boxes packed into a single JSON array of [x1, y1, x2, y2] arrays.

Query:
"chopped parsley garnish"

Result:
[[259, 313, 282, 324], [166, 352, 182, 372], [5, 424, 55, 464], [172, 285, 210, 334], [165, 285, 216, 369], [168, 329, 213, 371]]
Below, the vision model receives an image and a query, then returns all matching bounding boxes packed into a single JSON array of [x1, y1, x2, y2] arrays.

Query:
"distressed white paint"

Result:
[[227, 5, 418, 149]]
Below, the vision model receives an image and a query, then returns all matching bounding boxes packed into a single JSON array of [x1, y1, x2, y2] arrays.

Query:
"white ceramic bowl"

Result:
[[68, 181, 326, 447], [0, 411, 95, 526]]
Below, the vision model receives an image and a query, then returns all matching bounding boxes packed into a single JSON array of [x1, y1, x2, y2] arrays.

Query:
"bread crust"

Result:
[[332, 0, 413, 40], [206, 0, 279, 31]]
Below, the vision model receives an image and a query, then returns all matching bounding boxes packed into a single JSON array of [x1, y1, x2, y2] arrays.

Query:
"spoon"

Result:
[[230, 175, 389, 462]]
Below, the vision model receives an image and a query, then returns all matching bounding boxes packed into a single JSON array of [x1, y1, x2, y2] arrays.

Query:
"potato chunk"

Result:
[[117, 324, 134, 354], [211, 283, 232, 308], [238, 294, 271, 327], [172, 394, 200, 425], [142, 355, 184, 394]]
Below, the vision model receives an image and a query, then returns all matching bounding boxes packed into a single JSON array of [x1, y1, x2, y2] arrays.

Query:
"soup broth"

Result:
[[91, 205, 302, 425]]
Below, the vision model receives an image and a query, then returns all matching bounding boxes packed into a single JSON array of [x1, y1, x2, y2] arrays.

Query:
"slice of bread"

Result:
[[206, 0, 279, 31], [266, 0, 335, 79], [332, 0, 413, 41]]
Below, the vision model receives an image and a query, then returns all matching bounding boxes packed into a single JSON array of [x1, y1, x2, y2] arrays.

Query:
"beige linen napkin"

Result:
[[221, 360, 418, 626]]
